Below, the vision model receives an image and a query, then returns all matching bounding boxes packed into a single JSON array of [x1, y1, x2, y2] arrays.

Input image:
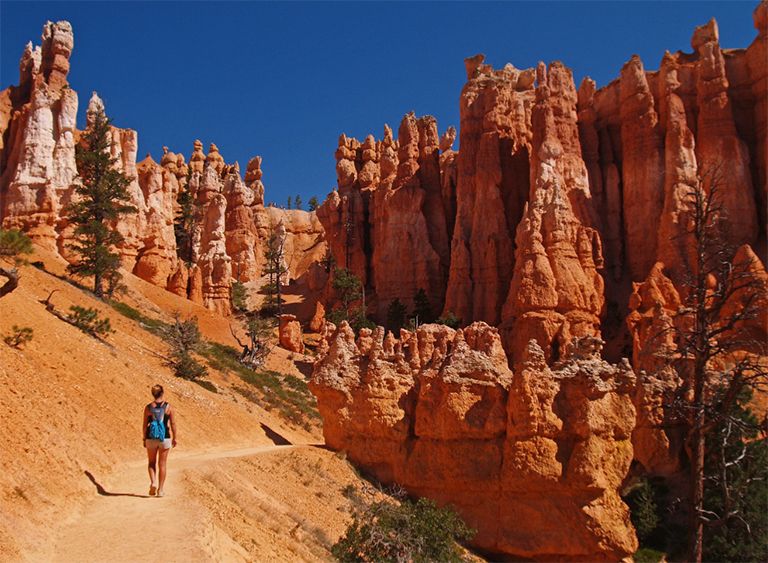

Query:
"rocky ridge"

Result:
[[310, 321, 638, 561]]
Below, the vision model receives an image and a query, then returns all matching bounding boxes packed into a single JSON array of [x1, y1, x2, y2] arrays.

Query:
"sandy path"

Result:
[[51, 445, 293, 563]]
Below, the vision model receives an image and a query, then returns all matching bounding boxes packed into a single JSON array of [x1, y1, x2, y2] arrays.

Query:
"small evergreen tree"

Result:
[[436, 311, 462, 329], [69, 305, 114, 338], [0, 227, 33, 298], [66, 100, 136, 299], [286, 196, 292, 210], [4, 325, 34, 348], [626, 479, 661, 545], [320, 247, 336, 273], [262, 230, 287, 315], [174, 170, 200, 265], [410, 288, 432, 326], [326, 266, 374, 332], [294, 194, 302, 210], [231, 280, 248, 312], [162, 314, 208, 380], [387, 298, 408, 333], [308, 196, 320, 211]]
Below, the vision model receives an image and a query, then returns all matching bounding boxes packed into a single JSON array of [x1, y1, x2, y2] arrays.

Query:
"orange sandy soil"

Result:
[[0, 247, 364, 562]]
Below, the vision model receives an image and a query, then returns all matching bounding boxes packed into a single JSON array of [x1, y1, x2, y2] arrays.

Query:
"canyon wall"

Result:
[[310, 321, 638, 561], [318, 4, 766, 364], [0, 21, 325, 316]]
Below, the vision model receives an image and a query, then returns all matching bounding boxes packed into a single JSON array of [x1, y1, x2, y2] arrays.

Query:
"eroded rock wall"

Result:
[[310, 322, 638, 561], [317, 113, 457, 320]]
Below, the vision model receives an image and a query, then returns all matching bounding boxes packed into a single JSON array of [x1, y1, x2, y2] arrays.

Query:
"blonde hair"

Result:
[[151, 385, 164, 399]]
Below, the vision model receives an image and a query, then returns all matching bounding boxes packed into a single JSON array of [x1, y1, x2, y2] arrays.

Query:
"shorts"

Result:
[[146, 438, 172, 450]]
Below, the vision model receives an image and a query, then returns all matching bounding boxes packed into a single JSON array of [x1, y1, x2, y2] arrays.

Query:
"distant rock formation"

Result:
[[0, 22, 325, 317], [310, 322, 638, 561]]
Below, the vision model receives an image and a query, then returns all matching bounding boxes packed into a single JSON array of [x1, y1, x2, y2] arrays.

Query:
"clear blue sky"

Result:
[[1, 1, 760, 208]]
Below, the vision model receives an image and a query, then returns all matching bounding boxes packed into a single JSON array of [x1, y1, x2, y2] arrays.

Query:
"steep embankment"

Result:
[[0, 246, 361, 562]]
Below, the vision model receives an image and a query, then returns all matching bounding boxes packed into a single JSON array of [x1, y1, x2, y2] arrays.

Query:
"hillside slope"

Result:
[[0, 247, 361, 562]]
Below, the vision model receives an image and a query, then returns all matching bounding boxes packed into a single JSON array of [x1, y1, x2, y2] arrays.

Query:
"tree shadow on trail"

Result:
[[260, 423, 292, 446], [84, 471, 150, 498]]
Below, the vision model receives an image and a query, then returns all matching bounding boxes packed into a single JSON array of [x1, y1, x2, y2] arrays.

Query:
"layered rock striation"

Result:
[[310, 322, 638, 561]]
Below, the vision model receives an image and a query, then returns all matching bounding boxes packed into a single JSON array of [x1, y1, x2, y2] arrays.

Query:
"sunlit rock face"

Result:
[[316, 6, 764, 374], [1, 21, 77, 250], [310, 322, 638, 561]]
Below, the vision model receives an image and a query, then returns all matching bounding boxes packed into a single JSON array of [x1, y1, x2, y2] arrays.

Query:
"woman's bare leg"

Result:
[[157, 447, 170, 493], [147, 447, 158, 493]]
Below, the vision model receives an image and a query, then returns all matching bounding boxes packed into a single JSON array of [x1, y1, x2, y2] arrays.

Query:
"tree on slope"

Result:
[[657, 165, 767, 562], [174, 169, 200, 266], [66, 99, 136, 299], [0, 227, 33, 297], [262, 228, 287, 315]]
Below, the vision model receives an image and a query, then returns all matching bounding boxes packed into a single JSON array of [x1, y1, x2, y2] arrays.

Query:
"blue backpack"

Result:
[[147, 402, 167, 440]]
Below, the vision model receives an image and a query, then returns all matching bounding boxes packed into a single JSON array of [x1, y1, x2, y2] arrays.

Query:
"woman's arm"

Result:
[[167, 403, 178, 447], [142, 405, 149, 446]]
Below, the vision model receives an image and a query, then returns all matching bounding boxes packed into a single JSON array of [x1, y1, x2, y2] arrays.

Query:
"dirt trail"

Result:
[[51, 445, 293, 563]]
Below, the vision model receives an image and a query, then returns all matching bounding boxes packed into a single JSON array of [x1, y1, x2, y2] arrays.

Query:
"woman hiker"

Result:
[[143, 384, 177, 497]]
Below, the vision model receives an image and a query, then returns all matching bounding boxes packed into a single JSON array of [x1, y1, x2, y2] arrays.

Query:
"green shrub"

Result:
[[193, 379, 217, 393], [4, 325, 33, 348], [626, 478, 660, 543], [386, 298, 408, 333], [69, 305, 114, 337], [332, 495, 475, 563], [170, 350, 208, 380], [436, 311, 462, 329], [633, 547, 665, 563], [231, 280, 248, 312], [0, 227, 33, 264]]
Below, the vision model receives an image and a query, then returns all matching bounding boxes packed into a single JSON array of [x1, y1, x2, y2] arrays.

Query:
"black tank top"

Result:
[[146, 401, 170, 439]]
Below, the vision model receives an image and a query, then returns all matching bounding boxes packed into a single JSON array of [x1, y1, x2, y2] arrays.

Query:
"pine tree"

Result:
[[174, 169, 200, 265], [0, 227, 33, 298], [410, 287, 432, 325], [286, 196, 292, 210], [66, 101, 136, 299], [295, 194, 302, 210], [262, 230, 287, 315], [649, 164, 768, 562], [386, 298, 408, 333], [308, 196, 320, 211]]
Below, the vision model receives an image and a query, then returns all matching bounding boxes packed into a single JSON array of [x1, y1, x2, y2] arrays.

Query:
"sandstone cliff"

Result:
[[310, 322, 638, 561], [316, 5, 765, 357]]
